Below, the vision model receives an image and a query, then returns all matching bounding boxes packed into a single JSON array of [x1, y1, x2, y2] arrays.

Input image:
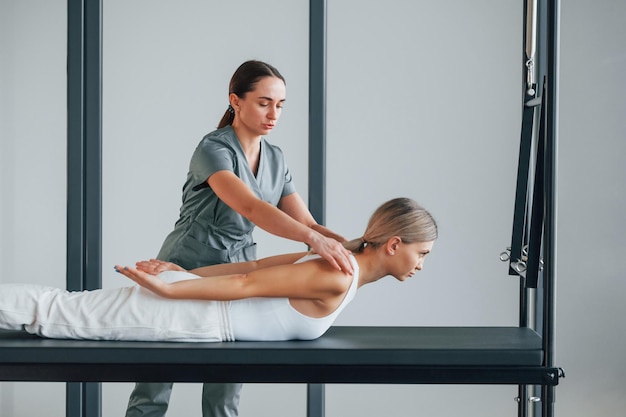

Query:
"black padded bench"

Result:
[[0, 326, 558, 386]]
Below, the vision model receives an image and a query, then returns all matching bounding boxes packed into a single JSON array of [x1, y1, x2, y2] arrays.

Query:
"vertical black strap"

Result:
[[67, 0, 103, 416], [511, 0, 544, 286], [525, 80, 547, 289], [509, 99, 537, 277]]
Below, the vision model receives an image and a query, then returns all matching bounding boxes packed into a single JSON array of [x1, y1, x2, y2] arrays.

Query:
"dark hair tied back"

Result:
[[217, 60, 285, 129]]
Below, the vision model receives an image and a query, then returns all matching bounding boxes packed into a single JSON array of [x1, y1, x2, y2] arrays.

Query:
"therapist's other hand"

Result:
[[135, 259, 186, 275], [309, 235, 354, 275]]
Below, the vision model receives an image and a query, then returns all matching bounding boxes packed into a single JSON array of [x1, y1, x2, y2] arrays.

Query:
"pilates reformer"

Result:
[[0, 1, 563, 417]]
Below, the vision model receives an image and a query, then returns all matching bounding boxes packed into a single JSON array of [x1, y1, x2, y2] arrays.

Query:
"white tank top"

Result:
[[229, 254, 359, 341]]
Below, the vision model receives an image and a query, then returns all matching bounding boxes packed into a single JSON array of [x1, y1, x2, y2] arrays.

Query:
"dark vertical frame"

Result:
[[308, 1, 327, 417], [515, 7, 533, 414], [530, 1, 549, 414], [520, 1, 559, 415], [67, 0, 103, 416], [541, 0, 559, 416], [308, 0, 327, 225]]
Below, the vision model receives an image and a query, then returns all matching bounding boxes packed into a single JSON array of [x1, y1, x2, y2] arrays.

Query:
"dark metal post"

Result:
[[517, 1, 537, 413], [308, 1, 327, 417], [543, 0, 559, 373], [531, 0, 549, 414], [309, 0, 327, 224], [307, 384, 326, 417], [542, 0, 560, 416], [67, 0, 103, 416]]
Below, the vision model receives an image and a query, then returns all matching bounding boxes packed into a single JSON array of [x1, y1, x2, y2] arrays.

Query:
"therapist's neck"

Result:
[[231, 123, 262, 149]]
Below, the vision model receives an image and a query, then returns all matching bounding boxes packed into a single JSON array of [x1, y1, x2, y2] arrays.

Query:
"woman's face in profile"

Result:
[[390, 240, 434, 281]]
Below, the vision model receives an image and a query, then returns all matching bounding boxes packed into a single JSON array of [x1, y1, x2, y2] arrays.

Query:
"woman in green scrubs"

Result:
[[125, 60, 352, 417]]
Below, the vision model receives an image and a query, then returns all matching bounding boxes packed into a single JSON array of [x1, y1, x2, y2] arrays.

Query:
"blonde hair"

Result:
[[344, 198, 438, 253]]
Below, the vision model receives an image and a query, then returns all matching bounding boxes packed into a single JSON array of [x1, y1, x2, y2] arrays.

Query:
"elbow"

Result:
[[232, 273, 254, 299], [237, 200, 264, 224]]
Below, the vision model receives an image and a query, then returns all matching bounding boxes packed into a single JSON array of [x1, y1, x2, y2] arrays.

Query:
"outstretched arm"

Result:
[[190, 252, 310, 276], [135, 252, 310, 277], [116, 256, 349, 302]]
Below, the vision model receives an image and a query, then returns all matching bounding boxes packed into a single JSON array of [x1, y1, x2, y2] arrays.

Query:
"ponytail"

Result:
[[217, 106, 235, 129], [343, 237, 367, 253]]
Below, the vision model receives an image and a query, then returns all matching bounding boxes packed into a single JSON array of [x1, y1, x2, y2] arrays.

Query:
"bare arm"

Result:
[[311, 223, 347, 244], [135, 252, 310, 277], [208, 171, 353, 274], [278, 193, 348, 243], [117, 257, 350, 302]]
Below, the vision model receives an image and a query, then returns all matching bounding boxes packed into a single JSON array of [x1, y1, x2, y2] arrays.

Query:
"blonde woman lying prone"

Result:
[[0, 198, 437, 342]]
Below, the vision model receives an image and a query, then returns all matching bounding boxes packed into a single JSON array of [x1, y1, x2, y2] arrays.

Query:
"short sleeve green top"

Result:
[[157, 126, 297, 268]]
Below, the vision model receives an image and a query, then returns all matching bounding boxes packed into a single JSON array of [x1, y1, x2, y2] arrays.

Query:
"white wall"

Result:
[[1, 1, 625, 416], [556, 1, 626, 415], [0, 1, 68, 415]]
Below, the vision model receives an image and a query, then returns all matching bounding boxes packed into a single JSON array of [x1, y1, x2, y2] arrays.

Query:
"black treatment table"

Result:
[[0, 326, 559, 386]]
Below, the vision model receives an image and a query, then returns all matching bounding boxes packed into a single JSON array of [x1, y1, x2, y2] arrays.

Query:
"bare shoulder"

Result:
[[297, 257, 353, 295]]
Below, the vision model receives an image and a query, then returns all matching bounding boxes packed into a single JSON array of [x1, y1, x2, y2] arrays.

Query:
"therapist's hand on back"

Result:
[[307, 234, 354, 275]]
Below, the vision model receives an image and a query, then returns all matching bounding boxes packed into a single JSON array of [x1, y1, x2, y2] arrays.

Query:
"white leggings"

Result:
[[0, 272, 232, 342]]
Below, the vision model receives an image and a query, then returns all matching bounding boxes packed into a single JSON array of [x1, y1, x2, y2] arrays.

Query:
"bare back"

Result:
[[288, 256, 355, 318]]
